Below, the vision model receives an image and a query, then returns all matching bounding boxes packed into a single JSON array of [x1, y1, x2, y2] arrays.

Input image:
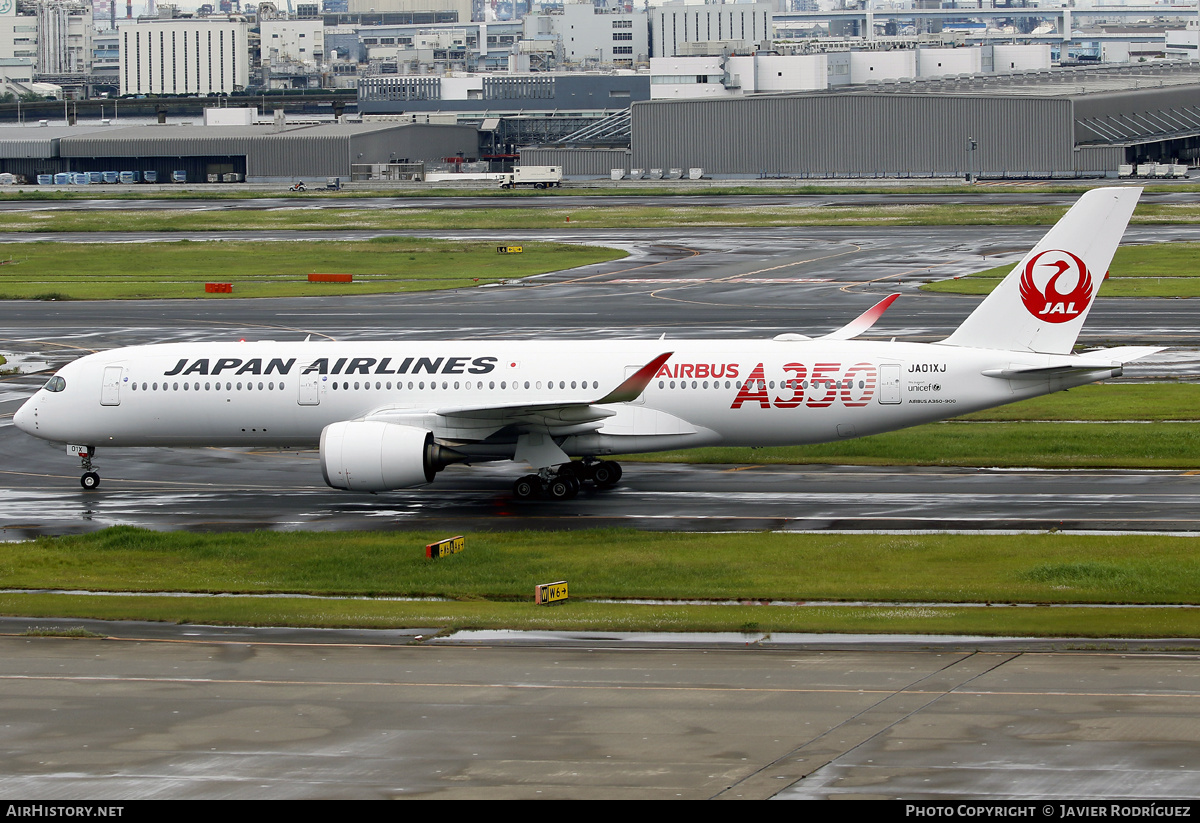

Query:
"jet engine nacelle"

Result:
[[319, 421, 461, 492]]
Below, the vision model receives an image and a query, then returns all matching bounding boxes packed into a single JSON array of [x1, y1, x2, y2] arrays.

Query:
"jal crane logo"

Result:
[[1018, 249, 1094, 324]]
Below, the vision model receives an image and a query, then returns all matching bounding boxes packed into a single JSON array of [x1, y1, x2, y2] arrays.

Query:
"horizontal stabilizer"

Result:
[[981, 347, 1162, 380], [1084, 346, 1167, 363], [982, 363, 1123, 380]]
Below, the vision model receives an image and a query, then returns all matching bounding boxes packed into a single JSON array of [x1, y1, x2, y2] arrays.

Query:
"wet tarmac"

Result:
[[1, 203, 1199, 800], [0, 623, 1197, 800], [0, 223, 1197, 535]]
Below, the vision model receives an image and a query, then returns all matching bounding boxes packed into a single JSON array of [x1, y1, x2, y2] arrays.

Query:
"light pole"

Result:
[[967, 136, 978, 184]]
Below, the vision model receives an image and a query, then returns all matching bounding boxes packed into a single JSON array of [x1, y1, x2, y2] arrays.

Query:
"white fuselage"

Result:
[[14, 338, 1108, 460]]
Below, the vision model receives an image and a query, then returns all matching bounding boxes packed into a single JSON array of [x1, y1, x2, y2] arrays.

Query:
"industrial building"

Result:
[[358, 71, 650, 145], [119, 17, 250, 96], [0, 118, 477, 181], [527, 62, 1200, 180]]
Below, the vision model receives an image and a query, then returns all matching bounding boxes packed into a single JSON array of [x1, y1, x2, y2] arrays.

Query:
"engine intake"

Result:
[[320, 421, 463, 492]]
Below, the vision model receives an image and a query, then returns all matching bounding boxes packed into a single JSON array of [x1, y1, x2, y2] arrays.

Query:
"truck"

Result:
[[497, 165, 563, 190]]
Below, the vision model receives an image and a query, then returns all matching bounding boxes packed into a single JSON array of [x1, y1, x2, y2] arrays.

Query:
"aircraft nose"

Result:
[[13, 397, 34, 434]]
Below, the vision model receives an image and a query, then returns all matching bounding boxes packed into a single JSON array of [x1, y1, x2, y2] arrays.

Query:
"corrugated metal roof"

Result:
[[843, 62, 1200, 100], [0, 123, 119, 159], [0, 120, 476, 177], [55, 121, 462, 160], [58, 120, 413, 142]]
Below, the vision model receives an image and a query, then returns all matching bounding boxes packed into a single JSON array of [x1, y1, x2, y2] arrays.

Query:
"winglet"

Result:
[[818, 293, 901, 340], [596, 352, 673, 404]]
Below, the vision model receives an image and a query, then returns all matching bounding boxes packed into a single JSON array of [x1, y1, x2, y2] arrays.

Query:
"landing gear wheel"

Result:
[[592, 461, 622, 488], [80, 471, 100, 490], [559, 462, 585, 481], [513, 475, 540, 500], [545, 475, 578, 500]]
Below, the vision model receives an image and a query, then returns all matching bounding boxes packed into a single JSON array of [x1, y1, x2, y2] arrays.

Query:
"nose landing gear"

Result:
[[73, 445, 99, 490]]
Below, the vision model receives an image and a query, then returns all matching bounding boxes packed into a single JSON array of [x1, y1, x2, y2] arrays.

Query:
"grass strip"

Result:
[[10, 203, 1200, 234], [628, 421, 1200, 469], [924, 241, 1200, 298], [2, 594, 1198, 639], [0, 238, 625, 299], [952, 383, 1200, 422], [2, 528, 1200, 636], [626, 386, 1200, 469], [4, 183, 1200, 203], [2, 527, 1198, 603]]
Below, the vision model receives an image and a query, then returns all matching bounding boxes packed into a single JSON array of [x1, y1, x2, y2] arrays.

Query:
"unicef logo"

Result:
[[0, 0, 12, 15]]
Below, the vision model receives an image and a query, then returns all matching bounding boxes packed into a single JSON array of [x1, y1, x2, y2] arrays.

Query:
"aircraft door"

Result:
[[624, 365, 647, 405], [298, 372, 322, 406], [100, 366, 122, 406], [878, 364, 901, 405]]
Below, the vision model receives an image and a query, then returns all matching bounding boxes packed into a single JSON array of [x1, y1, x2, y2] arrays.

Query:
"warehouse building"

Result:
[[623, 63, 1200, 179], [0, 119, 478, 182]]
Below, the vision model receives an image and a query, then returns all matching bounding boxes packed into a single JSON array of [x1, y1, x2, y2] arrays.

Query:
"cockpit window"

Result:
[[43, 375, 66, 393]]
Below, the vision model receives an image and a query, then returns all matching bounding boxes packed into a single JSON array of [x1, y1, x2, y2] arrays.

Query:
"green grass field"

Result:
[[622, 383, 1200, 469], [8, 202, 1200, 235], [0, 238, 626, 299], [0, 182, 1140, 202], [924, 241, 1200, 298], [3, 527, 1200, 637], [1, 193, 1194, 638], [4, 201, 1200, 298], [627, 422, 1200, 469]]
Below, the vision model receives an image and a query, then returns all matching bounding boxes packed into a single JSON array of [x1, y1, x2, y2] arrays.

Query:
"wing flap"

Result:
[[363, 351, 674, 441]]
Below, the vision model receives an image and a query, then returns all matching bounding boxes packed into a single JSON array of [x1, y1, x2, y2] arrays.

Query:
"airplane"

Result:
[[14, 186, 1161, 500]]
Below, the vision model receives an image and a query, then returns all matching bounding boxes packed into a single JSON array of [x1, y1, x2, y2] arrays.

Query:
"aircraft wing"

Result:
[[365, 352, 674, 439], [774, 294, 901, 342], [818, 293, 900, 340]]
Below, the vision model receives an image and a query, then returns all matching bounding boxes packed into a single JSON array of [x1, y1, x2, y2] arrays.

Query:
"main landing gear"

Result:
[[512, 459, 623, 501], [76, 446, 99, 490]]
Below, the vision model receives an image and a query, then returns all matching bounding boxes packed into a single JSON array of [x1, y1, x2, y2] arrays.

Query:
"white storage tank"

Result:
[[849, 51, 917, 85], [917, 47, 982, 79]]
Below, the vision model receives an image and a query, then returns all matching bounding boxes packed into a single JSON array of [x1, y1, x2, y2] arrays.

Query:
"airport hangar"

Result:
[[523, 63, 1200, 180], [0, 120, 479, 183], [3, 63, 1200, 181]]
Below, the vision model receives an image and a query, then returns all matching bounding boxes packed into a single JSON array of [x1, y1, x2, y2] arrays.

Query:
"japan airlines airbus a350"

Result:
[[14, 187, 1160, 499]]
